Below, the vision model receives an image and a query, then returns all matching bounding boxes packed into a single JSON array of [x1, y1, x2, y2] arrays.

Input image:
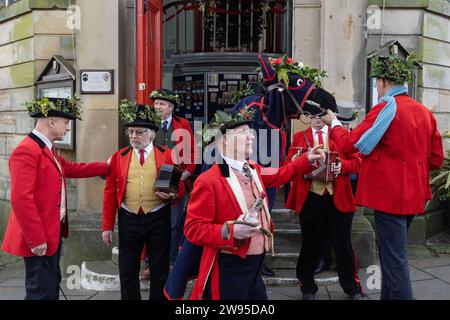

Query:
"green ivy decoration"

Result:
[[231, 84, 256, 104], [150, 90, 181, 105], [25, 96, 83, 120], [370, 52, 417, 84], [119, 99, 162, 124], [257, 55, 328, 88], [201, 105, 256, 149]]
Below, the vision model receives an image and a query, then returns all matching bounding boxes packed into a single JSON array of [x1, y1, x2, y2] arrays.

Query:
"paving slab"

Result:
[[0, 278, 24, 287], [409, 255, 450, 268], [0, 286, 25, 300], [412, 279, 450, 300], [421, 265, 450, 283], [409, 266, 435, 282], [88, 291, 121, 300]]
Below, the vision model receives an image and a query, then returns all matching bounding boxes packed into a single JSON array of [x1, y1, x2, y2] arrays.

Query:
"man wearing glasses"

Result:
[[184, 108, 325, 300], [101, 102, 185, 300]]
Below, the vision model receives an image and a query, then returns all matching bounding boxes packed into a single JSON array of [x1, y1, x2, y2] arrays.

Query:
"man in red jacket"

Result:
[[285, 116, 363, 300], [184, 107, 325, 300], [102, 101, 184, 300], [322, 51, 444, 299], [151, 88, 198, 267], [1, 97, 109, 300]]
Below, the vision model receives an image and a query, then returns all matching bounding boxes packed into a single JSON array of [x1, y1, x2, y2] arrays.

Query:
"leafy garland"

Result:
[[150, 90, 181, 105], [231, 84, 256, 104], [201, 105, 256, 148], [25, 96, 82, 120], [257, 55, 328, 88], [119, 99, 162, 125], [370, 52, 417, 84]]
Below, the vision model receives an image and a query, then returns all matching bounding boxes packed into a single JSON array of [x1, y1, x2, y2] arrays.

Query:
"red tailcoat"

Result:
[[331, 95, 444, 215], [172, 116, 199, 175], [102, 145, 185, 231], [285, 127, 361, 214], [184, 155, 314, 300], [2, 133, 108, 257]]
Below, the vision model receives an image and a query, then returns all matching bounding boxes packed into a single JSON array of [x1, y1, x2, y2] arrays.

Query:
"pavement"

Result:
[[1, 249, 450, 300]]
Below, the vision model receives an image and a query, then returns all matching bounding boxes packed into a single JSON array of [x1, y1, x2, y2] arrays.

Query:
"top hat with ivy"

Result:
[[119, 99, 162, 131], [201, 105, 256, 148], [26, 96, 82, 120], [150, 89, 181, 107], [370, 51, 418, 85]]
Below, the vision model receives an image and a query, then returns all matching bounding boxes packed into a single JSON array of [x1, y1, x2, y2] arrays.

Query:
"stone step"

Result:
[[264, 252, 299, 269], [81, 260, 149, 292], [273, 226, 302, 247], [270, 209, 297, 224], [81, 260, 338, 292], [263, 268, 339, 286]]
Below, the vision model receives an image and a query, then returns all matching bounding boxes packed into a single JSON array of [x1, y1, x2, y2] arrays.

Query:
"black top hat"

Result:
[[150, 89, 181, 107], [119, 100, 161, 131], [27, 97, 82, 120]]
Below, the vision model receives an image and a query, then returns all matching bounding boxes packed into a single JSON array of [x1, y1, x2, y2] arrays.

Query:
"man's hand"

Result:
[[307, 144, 326, 163], [102, 230, 113, 246], [331, 161, 342, 177], [233, 224, 262, 240], [180, 171, 190, 182], [31, 243, 47, 256], [155, 191, 177, 202], [321, 109, 337, 126], [292, 151, 302, 161]]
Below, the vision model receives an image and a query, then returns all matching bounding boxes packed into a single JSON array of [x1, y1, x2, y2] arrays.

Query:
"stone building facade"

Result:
[[0, 0, 448, 269]]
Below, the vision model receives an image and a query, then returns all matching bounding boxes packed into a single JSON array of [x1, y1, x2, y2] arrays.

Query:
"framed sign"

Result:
[[39, 86, 75, 150], [80, 70, 114, 94], [36, 56, 77, 150]]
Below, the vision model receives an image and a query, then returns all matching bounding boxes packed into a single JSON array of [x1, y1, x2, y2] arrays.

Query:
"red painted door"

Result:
[[136, 0, 162, 105]]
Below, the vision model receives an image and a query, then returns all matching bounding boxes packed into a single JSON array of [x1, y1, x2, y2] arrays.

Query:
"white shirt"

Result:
[[32, 129, 53, 153], [331, 118, 343, 129], [32, 129, 66, 222], [311, 125, 329, 146], [222, 154, 246, 173], [132, 142, 154, 162], [161, 115, 172, 130]]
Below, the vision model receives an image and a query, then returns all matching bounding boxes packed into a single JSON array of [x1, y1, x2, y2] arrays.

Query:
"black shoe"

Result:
[[313, 258, 330, 274], [350, 293, 367, 300], [261, 263, 275, 277], [302, 293, 315, 300]]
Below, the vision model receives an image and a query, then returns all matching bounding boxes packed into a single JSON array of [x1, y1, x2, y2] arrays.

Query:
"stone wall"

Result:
[[0, 0, 75, 238], [368, 0, 450, 150], [291, 0, 368, 135]]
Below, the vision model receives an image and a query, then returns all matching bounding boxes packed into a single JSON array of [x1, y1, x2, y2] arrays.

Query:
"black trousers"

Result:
[[118, 206, 171, 300], [297, 192, 361, 296], [23, 239, 62, 300], [205, 253, 267, 300]]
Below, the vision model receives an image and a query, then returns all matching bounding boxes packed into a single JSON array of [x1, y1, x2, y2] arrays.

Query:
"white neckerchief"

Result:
[[222, 155, 246, 173], [133, 142, 154, 161]]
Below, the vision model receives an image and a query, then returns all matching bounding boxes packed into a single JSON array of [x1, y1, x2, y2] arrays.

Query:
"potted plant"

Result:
[[430, 134, 450, 229]]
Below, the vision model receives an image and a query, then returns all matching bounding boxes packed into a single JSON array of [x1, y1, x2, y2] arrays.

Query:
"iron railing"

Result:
[[163, 0, 289, 61]]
